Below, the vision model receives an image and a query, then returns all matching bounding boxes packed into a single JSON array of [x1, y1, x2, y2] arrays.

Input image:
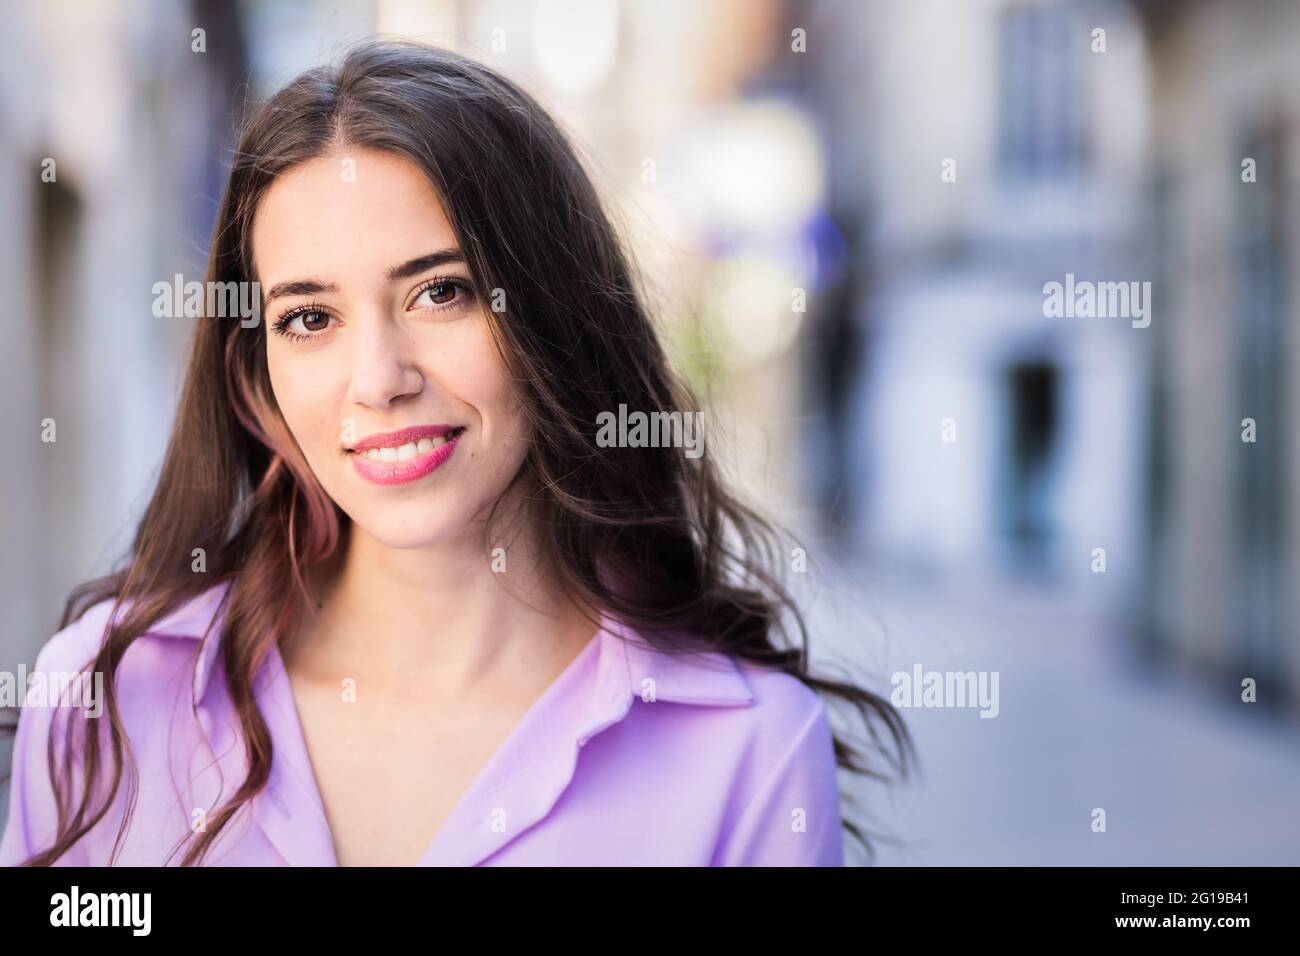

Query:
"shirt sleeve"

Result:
[[711, 698, 845, 866], [0, 640, 94, 867]]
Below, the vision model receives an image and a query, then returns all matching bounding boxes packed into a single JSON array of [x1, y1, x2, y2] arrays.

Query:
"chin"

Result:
[[350, 509, 475, 550]]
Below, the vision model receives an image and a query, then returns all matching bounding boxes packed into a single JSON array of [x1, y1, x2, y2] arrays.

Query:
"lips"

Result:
[[348, 424, 463, 456], [347, 425, 465, 486]]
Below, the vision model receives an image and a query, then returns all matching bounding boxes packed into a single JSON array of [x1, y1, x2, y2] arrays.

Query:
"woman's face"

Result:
[[254, 148, 530, 550]]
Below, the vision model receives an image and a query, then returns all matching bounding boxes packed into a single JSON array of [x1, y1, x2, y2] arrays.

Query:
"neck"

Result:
[[286, 508, 598, 700]]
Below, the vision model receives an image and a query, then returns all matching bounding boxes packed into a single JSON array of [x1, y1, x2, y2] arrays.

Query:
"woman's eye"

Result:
[[273, 308, 334, 340], [295, 310, 332, 332], [414, 279, 466, 308]]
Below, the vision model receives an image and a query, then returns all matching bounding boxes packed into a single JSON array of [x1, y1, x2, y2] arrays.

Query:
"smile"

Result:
[[348, 426, 465, 486]]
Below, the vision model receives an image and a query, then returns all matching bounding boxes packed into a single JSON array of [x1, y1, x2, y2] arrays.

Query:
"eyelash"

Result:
[[270, 275, 476, 343]]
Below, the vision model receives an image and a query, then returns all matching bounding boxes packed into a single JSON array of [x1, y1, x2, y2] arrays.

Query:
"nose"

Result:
[[344, 308, 424, 410]]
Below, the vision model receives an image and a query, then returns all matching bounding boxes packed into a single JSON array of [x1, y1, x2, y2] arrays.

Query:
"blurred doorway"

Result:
[[1000, 360, 1061, 575]]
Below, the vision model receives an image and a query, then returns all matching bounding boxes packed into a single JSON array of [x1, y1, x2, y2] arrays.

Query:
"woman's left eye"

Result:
[[412, 278, 472, 310]]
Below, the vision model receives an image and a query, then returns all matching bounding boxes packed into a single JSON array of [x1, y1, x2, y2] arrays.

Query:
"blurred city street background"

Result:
[[1, 0, 1298, 864]]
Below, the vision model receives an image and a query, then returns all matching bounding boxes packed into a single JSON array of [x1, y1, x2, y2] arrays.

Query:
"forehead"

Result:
[[251, 149, 457, 281]]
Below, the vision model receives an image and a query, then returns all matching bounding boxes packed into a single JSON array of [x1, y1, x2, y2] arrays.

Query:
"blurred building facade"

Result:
[[1134, 0, 1300, 704], [790, 0, 1300, 709], [0, 0, 246, 672], [800, 0, 1150, 599]]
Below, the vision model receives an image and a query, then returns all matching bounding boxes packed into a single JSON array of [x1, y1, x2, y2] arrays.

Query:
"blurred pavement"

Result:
[[814, 565, 1300, 866]]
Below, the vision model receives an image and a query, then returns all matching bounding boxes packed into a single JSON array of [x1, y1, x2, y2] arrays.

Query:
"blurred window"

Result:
[[997, 3, 1088, 180]]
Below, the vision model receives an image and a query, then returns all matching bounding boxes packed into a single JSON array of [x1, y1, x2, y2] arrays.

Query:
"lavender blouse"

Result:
[[1, 581, 844, 866]]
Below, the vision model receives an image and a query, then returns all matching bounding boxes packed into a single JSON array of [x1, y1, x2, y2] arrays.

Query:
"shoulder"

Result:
[[29, 595, 119, 676], [734, 659, 831, 734], [1, 584, 226, 867], [26, 582, 229, 701], [620, 630, 836, 789], [617, 624, 833, 753], [666, 653, 841, 866], [726, 659, 837, 793]]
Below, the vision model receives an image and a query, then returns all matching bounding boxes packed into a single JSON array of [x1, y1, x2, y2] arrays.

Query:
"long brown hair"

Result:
[[3, 40, 913, 866]]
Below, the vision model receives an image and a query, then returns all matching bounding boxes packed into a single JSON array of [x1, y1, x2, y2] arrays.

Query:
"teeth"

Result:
[[361, 432, 456, 461]]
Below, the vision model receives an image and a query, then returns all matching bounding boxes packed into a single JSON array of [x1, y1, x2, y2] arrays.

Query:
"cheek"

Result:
[[266, 348, 297, 426], [266, 345, 337, 454], [266, 342, 302, 411], [447, 320, 527, 434]]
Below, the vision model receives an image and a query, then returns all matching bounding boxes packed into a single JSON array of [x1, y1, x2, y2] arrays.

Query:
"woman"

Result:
[[0, 41, 911, 866]]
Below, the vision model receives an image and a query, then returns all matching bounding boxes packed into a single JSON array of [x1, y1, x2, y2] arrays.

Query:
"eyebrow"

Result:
[[262, 248, 467, 305], [386, 248, 466, 280]]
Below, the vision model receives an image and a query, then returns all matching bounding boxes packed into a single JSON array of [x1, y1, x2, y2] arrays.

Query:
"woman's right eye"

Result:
[[274, 308, 335, 340]]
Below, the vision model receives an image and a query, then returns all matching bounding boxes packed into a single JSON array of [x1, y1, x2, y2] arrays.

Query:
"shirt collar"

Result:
[[612, 617, 755, 707], [418, 610, 753, 865], [145, 579, 755, 712]]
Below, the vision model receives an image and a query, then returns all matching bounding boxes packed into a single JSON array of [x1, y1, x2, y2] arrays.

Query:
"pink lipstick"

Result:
[[347, 425, 465, 487]]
